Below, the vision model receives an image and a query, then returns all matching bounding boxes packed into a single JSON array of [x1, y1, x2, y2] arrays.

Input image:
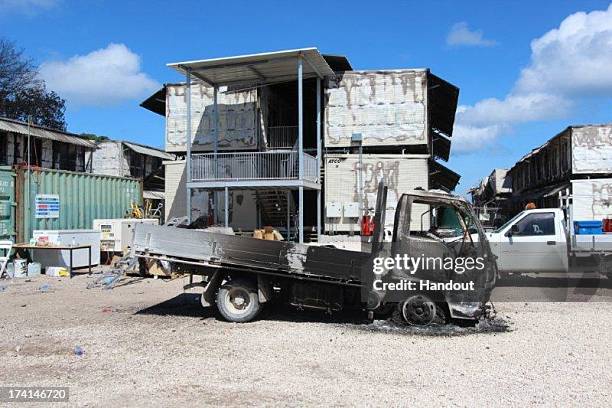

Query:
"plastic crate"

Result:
[[574, 220, 603, 235]]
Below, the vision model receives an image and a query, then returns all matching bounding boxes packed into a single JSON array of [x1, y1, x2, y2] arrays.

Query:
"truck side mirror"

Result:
[[507, 224, 519, 236]]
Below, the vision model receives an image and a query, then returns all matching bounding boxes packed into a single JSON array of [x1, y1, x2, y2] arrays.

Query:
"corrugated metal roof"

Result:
[[123, 141, 175, 160], [168, 47, 335, 86], [0, 117, 96, 148]]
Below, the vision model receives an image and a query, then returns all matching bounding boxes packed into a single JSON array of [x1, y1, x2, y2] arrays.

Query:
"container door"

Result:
[[0, 169, 16, 242]]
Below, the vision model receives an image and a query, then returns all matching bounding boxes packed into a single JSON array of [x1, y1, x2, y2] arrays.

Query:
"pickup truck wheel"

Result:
[[216, 279, 261, 323]]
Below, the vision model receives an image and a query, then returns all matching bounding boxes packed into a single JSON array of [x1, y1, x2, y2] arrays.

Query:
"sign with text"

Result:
[[35, 194, 60, 219]]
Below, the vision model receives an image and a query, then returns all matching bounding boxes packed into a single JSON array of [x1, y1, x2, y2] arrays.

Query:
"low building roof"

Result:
[[0, 117, 96, 148]]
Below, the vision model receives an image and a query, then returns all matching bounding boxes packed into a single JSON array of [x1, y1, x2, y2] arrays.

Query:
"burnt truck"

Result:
[[129, 183, 497, 326]]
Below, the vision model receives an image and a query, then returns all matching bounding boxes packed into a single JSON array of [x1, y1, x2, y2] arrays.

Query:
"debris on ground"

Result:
[[357, 316, 512, 337]]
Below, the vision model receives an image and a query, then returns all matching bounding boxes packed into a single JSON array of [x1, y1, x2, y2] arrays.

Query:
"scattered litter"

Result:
[[74, 345, 85, 356], [101, 307, 112, 314], [0, 285, 6, 293], [39, 283, 51, 293]]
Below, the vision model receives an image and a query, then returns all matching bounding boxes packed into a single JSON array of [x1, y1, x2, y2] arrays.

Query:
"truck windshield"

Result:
[[410, 200, 475, 240]]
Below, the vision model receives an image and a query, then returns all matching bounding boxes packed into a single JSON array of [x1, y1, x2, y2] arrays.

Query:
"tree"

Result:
[[0, 38, 66, 130]]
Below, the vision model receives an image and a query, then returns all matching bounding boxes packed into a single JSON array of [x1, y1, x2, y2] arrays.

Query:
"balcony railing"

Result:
[[191, 151, 318, 183]]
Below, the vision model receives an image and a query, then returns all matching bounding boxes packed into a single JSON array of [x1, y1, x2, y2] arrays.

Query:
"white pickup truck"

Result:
[[485, 208, 612, 277]]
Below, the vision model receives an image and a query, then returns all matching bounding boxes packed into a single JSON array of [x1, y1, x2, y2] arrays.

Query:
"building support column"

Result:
[[224, 187, 229, 227], [297, 55, 304, 244], [316, 77, 321, 241], [286, 190, 291, 241], [213, 86, 219, 223], [185, 70, 192, 222], [298, 186, 304, 243]]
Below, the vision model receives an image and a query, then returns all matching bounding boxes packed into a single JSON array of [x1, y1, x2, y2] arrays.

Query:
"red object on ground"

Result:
[[361, 215, 375, 236], [603, 219, 612, 233]]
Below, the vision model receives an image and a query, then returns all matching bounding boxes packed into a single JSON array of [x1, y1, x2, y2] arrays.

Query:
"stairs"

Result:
[[256, 189, 295, 228]]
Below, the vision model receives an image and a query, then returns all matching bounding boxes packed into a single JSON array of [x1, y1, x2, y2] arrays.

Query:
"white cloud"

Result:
[[454, 4, 612, 153], [452, 124, 504, 153], [39, 43, 160, 106], [515, 4, 612, 96], [446, 22, 497, 47], [0, 0, 58, 15]]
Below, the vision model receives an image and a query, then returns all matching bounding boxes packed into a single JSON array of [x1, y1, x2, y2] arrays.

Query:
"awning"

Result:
[[0, 117, 96, 148], [123, 142, 175, 160], [429, 160, 461, 192], [140, 86, 166, 116], [544, 183, 570, 198], [432, 132, 451, 162], [143, 190, 165, 200], [428, 73, 459, 139], [168, 47, 336, 87]]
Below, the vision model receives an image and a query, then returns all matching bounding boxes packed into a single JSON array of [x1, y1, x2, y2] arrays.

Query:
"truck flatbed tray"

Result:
[[132, 224, 369, 283]]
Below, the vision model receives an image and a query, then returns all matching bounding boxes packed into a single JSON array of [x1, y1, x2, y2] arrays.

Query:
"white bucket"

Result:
[[27, 262, 42, 277], [13, 259, 27, 278]]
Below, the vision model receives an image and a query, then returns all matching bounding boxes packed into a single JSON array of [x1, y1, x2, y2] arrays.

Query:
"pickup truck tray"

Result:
[[131, 224, 369, 284]]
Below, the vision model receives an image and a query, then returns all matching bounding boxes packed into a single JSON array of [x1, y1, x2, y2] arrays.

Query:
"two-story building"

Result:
[[141, 48, 461, 242]]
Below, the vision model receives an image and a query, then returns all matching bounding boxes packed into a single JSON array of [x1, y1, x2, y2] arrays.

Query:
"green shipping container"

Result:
[[0, 167, 16, 241], [15, 168, 142, 242]]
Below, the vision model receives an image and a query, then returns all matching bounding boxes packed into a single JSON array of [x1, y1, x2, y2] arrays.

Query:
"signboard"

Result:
[[35, 194, 60, 219]]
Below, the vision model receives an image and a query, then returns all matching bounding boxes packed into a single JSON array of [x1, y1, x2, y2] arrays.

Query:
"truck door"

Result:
[[499, 212, 567, 273]]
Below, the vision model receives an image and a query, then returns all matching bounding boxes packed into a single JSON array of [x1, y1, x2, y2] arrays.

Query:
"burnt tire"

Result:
[[393, 295, 449, 326], [216, 279, 261, 323]]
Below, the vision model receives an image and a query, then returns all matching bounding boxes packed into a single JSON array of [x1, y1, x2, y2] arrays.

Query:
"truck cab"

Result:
[[487, 209, 570, 274]]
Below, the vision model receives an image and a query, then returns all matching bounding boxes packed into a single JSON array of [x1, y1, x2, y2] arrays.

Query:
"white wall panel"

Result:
[[325, 70, 428, 148], [571, 125, 612, 174], [166, 83, 257, 153]]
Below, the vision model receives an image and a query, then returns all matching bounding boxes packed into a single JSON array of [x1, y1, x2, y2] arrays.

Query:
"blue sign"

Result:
[[35, 194, 60, 219]]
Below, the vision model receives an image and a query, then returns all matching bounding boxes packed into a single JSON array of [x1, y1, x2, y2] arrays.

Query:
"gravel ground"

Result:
[[0, 273, 611, 407]]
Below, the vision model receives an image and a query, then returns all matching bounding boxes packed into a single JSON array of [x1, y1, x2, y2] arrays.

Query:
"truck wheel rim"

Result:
[[227, 288, 250, 313], [402, 295, 436, 325]]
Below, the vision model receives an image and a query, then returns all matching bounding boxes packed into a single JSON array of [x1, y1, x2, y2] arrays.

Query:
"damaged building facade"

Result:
[[87, 140, 176, 210], [472, 124, 612, 224], [141, 48, 460, 242], [0, 117, 95, 171]]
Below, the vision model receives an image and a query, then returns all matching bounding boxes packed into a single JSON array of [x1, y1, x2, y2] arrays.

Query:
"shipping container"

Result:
[[15, 168, 142, 242], [325, 70, 429, 148], [324, 153, 430, 232], [0, 167, 15, 241]]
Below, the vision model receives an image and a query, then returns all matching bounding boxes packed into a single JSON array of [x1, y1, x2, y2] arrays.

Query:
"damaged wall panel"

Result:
[[166, 83, 258, 153], [571, 125, 612, 175], [325, 70, 428, 148], [324, 154, 429, 232], [571, 179, 612, 221]]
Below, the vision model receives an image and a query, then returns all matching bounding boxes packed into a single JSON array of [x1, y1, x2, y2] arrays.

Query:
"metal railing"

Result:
[[191, 151, 318, 183], [267, 126, 298, 149]]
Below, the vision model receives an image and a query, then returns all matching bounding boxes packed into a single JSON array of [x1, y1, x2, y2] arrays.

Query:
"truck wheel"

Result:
[[216, 279, 261, 322], [401, 294, 436, 325]]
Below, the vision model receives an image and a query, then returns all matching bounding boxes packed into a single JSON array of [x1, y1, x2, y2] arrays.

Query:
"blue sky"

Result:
[[1, 0, 611, 194]]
